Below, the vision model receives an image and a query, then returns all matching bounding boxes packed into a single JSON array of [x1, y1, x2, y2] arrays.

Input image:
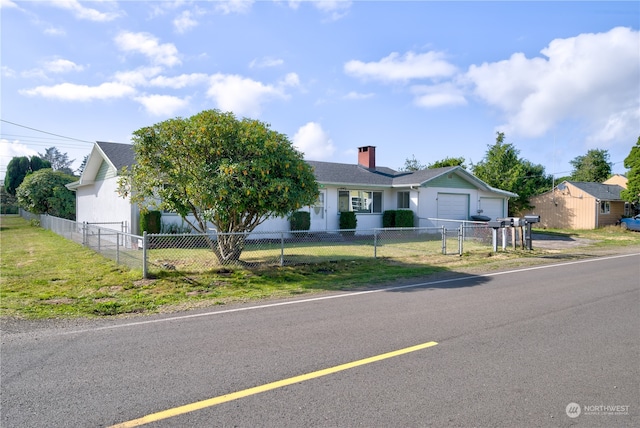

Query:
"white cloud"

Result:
[[345, 51, 458, 83], [50, 0, 121, 22], [20, 82, 136, 101], [115, 31, 181, 67], [411, 83, 467, 108], [113, 67, 164, 86], [313, 0, 352, 21], [1, 66, 16, 78], [149, 73, 210, 88], [343, 91, 374, 100], [0, 0, 20, 9], [465, 26, 640, 144], [249, 57, 284, 69], [0, 140, 39, 175], [214, 0, 254, 15], [174, 10, 199, 34], [206, 74, 288, 117], [293, 122, 336, 160], [134, 94, 189, 116], [44, 58, 84, 73], [44, 26, 66, 36], [280, 72, 300, 87]]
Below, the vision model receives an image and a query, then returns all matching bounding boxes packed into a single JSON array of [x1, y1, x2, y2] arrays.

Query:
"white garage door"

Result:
[[479, 197, 504, 220], [437, 193, 469, 220]]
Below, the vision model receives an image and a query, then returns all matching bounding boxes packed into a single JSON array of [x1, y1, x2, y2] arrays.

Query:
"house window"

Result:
[[397, 191, 410, 209], [600, 201, 610, 214], [338, 190, 382, 213]]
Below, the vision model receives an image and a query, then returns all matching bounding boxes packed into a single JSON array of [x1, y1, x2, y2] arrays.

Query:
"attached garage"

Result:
[[479, 197, 505, 220], [437, 193, 469, 220]]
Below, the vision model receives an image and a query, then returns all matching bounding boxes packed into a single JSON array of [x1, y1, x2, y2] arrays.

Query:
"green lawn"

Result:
[[2, 216, 639, 319]]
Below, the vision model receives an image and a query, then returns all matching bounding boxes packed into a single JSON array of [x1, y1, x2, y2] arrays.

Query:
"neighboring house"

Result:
[[523, 180, 627, 230], [68, 143, 517, 234], [603, 174, 628, 189]]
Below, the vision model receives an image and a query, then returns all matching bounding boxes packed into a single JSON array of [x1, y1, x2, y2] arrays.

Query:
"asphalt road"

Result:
[[1, 253, 639, 427]]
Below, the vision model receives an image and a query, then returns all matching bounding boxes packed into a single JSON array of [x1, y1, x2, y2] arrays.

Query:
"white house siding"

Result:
[[76, 177, 137, 234]]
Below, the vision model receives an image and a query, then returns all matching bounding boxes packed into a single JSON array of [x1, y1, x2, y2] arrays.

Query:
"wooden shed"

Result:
[[524, 181, 627, 230]]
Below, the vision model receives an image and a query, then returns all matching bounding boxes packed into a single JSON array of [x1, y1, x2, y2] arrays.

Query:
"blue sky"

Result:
[[1, 1, 638, 181]]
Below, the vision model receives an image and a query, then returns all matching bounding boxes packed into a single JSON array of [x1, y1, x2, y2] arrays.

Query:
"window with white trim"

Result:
[[338, 190, 382, 213], [397, 191, 410, 209], [600, 201, 610, 214]]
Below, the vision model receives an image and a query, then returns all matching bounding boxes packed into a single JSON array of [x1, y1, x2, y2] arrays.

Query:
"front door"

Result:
[[310, 190, 327, 231]]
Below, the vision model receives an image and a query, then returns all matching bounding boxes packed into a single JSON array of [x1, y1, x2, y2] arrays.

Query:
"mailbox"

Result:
[[497, 217, 524, 227], [488, 220, 505, 228], [525, 215, 540, 224]]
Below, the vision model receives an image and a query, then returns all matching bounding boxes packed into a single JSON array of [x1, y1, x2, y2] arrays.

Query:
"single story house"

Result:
[[523, 180, 628, 230], [67, 142, 517, 235]]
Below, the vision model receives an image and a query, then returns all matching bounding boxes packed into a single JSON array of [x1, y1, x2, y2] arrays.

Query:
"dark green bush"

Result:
[[1, 205, 19, 214], [396, 210, 414, 227], [383, 210, 396, 228], [339, 211, 357, 231], [290, 211, 311, 231], [140, 210, 162, 234]]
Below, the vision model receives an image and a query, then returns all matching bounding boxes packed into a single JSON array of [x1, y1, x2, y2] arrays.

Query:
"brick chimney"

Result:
[[358, 146, 376, 169]]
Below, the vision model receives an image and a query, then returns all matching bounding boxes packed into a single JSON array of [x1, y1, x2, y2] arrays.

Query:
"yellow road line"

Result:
[[110, 341, 438, 427]]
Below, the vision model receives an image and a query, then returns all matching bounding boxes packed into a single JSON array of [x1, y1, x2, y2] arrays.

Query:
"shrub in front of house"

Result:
[[395, 210, 414, 227], [339, 211, 357, 235], [140, 210, 162, 234], [290, 211, 310, 231], [383, 210, 413, 228], [383, 210, 396, 228]]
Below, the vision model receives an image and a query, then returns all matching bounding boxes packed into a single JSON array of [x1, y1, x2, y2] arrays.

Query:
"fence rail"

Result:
[[21, 210, 517, 279]]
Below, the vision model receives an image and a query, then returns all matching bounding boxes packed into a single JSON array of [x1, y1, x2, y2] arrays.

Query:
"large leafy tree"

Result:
[[398, 155, 426, 172], [15, 169, 76, 220], [569, 148, 611, 182], [4, 156, 51, 195], [119, 109, 318, 264], [472, 132, 552, 215], [39, 146, 75, 176], [428, 156, 466, 169], [621, 136, 640, 207]]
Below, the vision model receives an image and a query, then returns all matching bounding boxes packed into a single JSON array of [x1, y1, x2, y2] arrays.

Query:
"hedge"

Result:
[[140, 210, 162, 234], [383, 210, 414, 228], [290, 211, 311, 231]]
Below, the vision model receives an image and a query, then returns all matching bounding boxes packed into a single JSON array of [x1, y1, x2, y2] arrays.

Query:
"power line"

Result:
[[0, 119, 93, 144]]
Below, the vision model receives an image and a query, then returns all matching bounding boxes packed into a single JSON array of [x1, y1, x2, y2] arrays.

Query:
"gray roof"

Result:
[[307, 160, 407, 186], [93, 142, 514, 196], [566, 181, 625, 201], [96, 141, 135, 171]]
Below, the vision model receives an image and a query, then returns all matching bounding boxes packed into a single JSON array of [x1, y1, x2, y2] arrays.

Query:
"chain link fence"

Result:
[[20, 210, 144, 271], [143, 224, 499, 277], [21, 210, 519, 279]]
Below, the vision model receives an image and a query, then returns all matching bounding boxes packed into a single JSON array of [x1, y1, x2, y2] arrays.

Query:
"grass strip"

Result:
[[2, 216, 639, 319]]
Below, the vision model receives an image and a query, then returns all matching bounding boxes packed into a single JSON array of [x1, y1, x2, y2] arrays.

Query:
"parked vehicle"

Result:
[[620, 215, 640, 231]]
